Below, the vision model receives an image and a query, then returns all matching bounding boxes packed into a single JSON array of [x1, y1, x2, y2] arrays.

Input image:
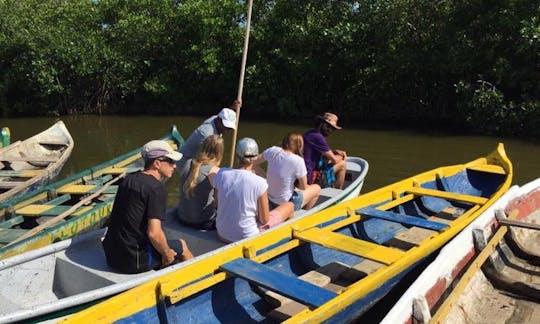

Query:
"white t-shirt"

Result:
[[214, 168, 268, 242], [263, 146, 307, 204]]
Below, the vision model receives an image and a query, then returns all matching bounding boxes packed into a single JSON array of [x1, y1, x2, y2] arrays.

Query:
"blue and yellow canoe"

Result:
[[63, 144, 512, 323], [0, 125, 183, 260]]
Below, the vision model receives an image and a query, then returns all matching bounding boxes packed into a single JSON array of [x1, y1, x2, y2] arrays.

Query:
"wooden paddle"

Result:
[[5, 171, 127, 247], [229, 0, 254, 167]]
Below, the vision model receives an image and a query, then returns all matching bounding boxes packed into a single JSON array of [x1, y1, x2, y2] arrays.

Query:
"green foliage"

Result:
[[0, 0, 538, 136]]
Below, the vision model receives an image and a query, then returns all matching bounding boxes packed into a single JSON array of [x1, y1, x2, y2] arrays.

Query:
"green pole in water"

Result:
[[0, 127, 10, 148]]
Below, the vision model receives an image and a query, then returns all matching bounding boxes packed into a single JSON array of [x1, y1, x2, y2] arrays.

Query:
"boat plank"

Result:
[[406, 187, 488, 205], [0, 170, 45, 178], [0, 216, 24, 228], [467, 164, 506, 174], [15, 204, 92, 217], [294, 227, 404, 265], [358, 207, 449, 231], [220, 258, 337, 308], [0, 228, 28, 243], [0, 156, 57, 162], [0, 181, 26, 189], [57, 184, 118, 195]]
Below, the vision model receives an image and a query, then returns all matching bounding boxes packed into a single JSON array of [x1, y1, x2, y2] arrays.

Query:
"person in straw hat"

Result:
[[303, 112, 347, 189]]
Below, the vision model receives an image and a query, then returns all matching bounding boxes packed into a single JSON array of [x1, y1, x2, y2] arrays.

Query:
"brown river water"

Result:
[[3, 115, 538, 202]]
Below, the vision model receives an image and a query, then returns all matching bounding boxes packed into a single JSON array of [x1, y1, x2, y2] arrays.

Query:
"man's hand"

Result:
[[231, 100, 242, 110], [161, 248, 177, 267]]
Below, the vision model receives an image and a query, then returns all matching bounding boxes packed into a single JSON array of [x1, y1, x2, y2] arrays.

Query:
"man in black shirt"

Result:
[[103, 140, 193, 274]]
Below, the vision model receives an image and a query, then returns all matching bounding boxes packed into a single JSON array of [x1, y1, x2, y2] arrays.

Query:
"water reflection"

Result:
[[3, 115, 539, 206]]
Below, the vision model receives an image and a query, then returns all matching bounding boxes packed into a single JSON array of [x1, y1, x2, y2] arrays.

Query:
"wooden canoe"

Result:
[[382, 177, 540, 324], [0, 157, 369, 323], [60, 144, 511, 324], [0, 125, 184, 260], [0, 121, 74, 202]]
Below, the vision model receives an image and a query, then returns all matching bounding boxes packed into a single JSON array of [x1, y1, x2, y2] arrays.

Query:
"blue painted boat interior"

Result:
[[116, 169, 506, 324]]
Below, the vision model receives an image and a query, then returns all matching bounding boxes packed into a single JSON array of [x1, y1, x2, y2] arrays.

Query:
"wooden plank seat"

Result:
[[56, 184, 118, 195], [0, 181, 26, 189], [101, 166, 140, 175], [14, 204, 92, 217], [0, 216, 25, 228], [0, 169, 45, 178], [220, 258, 338, 308], [46, 194, 72, 206], [466, 164, 506, 175], [357, 207, 449, 232], [0, 156, 57, 162], [86, 174, 113, 185], [38, 140, 69, 146], [293, 227, 405, 265], [405, 187, 488, 205], [0, 228, 28, 244]]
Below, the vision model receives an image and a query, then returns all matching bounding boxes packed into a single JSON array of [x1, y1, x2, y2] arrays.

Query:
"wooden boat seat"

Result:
[[294, 227, 405, 265], [15, 204, 92, 217], [267, 261, 374, 321], [57, 184, 118, 195], [0, 216, 25, 228], [467, 164, 506, 175], [0, 180, 26, 189], [0, 169, 45, 178], [38, 140, 69, 146], [221, 258, 338, 308], [0, 228, 28, 244], [406, 187, 488, 205], [101, 166, 140, 175], [357, 207, 449, 231], [0, 156, 57, 162]]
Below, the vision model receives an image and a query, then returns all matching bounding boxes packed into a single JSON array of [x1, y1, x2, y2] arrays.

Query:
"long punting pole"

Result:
[[229, 0, 254, 167]]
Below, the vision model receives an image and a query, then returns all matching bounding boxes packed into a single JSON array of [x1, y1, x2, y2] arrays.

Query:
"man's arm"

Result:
[[147, 218, 176, 267], [322, 149, 346, 164]]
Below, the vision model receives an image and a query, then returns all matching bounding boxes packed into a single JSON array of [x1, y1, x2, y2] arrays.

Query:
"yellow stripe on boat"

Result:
[[294, 227, 404, 265]]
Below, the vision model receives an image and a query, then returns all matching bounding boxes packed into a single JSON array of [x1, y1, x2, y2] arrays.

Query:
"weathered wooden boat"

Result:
[[381, 177, 540, 324], [0, 157, 369, 323], [0, 121, 74, 202], [0, 125, 184, 260], [60, 144, 511, 324]]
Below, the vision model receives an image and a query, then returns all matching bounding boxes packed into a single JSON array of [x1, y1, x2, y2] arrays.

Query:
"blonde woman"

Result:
[[256, 133, 321, 210], [177, 135, 223, 230]]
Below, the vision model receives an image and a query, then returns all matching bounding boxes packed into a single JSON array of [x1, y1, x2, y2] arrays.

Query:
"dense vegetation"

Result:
[[1, 0, 538, 136]]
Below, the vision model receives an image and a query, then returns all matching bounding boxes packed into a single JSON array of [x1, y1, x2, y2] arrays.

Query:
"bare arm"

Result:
[[147, 218, 176, 266], [257, 191, 271, 225], [322, 149, 346, 164]]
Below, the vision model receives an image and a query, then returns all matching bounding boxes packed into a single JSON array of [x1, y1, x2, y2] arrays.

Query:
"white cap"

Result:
[[236, 137, 259, 158], [141, 140, 183, 161], [218, 108, 237, 130]]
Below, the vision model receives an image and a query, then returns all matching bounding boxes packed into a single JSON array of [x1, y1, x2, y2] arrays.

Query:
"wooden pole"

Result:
[[229, 0, 254, 167]]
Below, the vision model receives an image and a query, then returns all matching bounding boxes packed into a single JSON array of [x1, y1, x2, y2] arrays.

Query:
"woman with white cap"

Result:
[[213, 137, 294, 242]]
